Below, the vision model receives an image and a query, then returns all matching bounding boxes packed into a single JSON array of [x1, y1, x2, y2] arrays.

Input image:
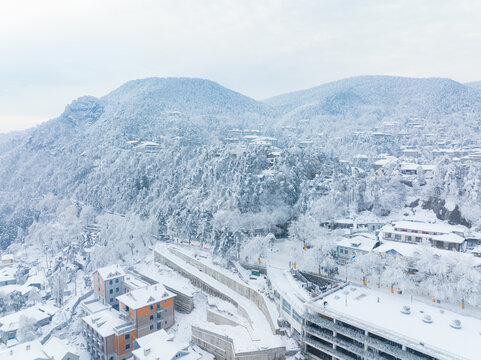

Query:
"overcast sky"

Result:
[[1, 0, 481, 133]]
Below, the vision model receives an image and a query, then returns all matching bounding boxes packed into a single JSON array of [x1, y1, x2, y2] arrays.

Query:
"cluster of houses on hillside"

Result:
[[222, 128, 278, 147], [335, 219, 481, 269], [0, 252, 79, 360]]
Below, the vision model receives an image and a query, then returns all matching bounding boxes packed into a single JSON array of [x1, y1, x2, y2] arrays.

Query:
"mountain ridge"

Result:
[[2, 75, 481, 253]]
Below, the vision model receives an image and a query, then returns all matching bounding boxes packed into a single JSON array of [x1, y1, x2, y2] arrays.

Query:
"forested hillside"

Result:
[[2, 76, 481, 261]]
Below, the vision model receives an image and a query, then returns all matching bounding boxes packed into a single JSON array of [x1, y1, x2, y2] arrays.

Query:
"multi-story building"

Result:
[[85, 268, 178, 360], [303, 285, 479, 360], [267, 264, 481, 360], [380, 221, 467, 252], [83, 308, 136, 360], [117, 284, 176, 337], [93, 265, 126, 307]]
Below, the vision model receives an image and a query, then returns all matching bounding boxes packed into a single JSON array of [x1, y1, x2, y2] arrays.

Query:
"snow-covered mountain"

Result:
[[466, 80, 481, 92], [1, 76, 481, 258], [266, 75, 481, 115]]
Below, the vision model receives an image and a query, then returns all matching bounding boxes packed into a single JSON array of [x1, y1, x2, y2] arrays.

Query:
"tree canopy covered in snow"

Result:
[[1, 75, 481, 259]]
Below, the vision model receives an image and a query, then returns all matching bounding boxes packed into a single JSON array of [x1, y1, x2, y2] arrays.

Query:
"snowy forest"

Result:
[[1, 75, 481, 271]]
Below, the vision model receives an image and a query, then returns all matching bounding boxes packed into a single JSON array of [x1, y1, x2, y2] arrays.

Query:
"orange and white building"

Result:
[[85, 268, 177, 360], [83, 308, 136, 360], [117, 284, 176, 337], [93, 265, 126, 307]]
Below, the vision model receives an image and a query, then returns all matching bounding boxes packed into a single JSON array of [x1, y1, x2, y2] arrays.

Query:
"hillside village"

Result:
[[2, 205, 481, 359], [4, 0, 481, 357], [1, 77, 481, 360]]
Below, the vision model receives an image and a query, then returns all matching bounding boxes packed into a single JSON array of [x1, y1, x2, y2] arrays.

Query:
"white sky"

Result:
[[1, 0, 481, 133]]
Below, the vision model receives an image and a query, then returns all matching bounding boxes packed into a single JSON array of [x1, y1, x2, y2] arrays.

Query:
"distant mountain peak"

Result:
[[264, 75, 481, 116], [100, 77, 270, 117]]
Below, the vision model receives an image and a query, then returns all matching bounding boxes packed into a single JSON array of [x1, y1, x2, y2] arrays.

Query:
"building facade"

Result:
[[381, 221, 467, 252], [83, 308, 137, 360], [93, 265, 126, 307], [336, 234, 380, 263], [117, 284, 176, 338]]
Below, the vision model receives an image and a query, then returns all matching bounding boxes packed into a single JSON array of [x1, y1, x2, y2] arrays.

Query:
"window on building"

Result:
[[406, 236, 412, 242], [157, 322, 161, 330], [292, 310, 302, 323], [415, 237, 422, 243], [125, 333, 130, 340], [110, 289, 113, 294], [394, 234, 401, 241], [150, 324, 154, 330], [274, 290, 280, 299], [157, 302, 161, 309], [157, 313, 161, 319], [385, 232, 392, 239], [281, 298, 291, 315], [110, 298, 113, 303], [116, 287, 119, 293], [165, 320, 168, 325], [150, 315, 154, 320], [150, 305, 154, 311], [125, 343, 130, 350], [115, 278, 119, 283], [344, 249, 349, 255], [109, 280, 113, 285]]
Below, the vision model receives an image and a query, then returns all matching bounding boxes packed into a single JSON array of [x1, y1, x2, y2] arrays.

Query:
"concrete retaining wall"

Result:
[[192, 325, 285, 360], [207, 309, 243, 328], [167, 248, 278, 333]]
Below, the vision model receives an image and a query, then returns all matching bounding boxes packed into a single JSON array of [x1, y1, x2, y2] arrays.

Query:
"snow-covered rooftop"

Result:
[[0, 304, 56, 332], [0, 266, 17, 283], [82, 308, 133, 338], [25, 272, 46, 287], [0, 340, 49, 360], [374, 240, 481, 267], [0, 283, 33, 296], [400, 162, 435, 171], [43, 336, 78, 360], [373, 156, 397, 167], [431, 233, 466, 244], [373, 240, 422, 258], [95, 264, 125, 281], [116, 284, 175, 310], [389, 220, 466, 235], [81, 299, 111, 315], [337, 234, 379, 252], [132, 329, 199, 360], [311, 285, 481, 360], [122, 273, 149, 290]]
